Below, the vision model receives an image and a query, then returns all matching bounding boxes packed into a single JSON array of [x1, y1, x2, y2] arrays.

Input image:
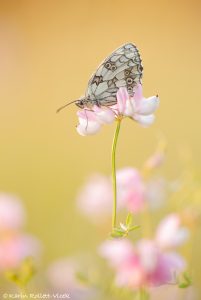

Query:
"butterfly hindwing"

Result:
[[86, 43, 143, 106]]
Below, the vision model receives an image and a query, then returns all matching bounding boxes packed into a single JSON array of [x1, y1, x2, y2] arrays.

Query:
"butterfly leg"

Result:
[[83, 109, 89, 130], [83, 108, 97, 131]]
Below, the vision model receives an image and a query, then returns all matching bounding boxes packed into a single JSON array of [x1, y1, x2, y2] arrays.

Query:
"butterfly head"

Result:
[[75, 100, 85, 109], [75, 97, 90, 109]]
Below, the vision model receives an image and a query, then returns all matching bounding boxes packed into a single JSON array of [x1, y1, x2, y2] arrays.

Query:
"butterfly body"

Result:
[[75, 43, 143, 110]]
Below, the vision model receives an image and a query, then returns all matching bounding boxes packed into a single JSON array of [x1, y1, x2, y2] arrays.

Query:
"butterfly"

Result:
[[57, 43, 143, 113]]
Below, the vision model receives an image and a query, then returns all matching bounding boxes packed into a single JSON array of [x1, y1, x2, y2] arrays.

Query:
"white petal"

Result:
[[136, 96, 159, 115], [95, 109, 115, 124], [133, 114, 155, 127], [76, 121, 101, 136], [124, 99, 136, 117]]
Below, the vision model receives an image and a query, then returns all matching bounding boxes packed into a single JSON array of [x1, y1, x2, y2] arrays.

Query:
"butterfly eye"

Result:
[[125, 70, 130, 76], [126, 77, 133, 84]]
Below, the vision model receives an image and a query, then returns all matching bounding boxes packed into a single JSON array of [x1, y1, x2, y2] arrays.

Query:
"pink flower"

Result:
[[0, 193, 25, 232], [76, 174, 113, 224], [99, 238, 186, 289], [47, 258, 95, 299], [77, 169, 146, 223], [116, 85, 159, 127], [99, 239, 134, 268], [116, 168, 145, 212], [47, 259, 82, 291], [76, 85, 159, 135], [0, 234, 41, 271], [155, 214, 189, 249]]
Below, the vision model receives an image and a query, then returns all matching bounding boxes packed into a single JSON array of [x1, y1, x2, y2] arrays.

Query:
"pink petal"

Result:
[[156, 214, 189, 249], [0, 234, 41, 271], [116, 168, 145, 212], [115, 261, 144, 288], [93, 106, 115, 124], [116, 87, 129, 114], [76, 109, 102, 135], [149, 252, 186, 286], [0, 194, 25, 231], [77, 110, 97, 122], [76, 174, 113, 223], [165, 252, 186, 272], [137, 240, 159, 273], [133, 84, 143, 102], [99, 239, 134, 268]]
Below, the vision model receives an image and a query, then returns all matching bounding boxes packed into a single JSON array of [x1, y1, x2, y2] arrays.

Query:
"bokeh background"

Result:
[[0, 0, 201, 289]]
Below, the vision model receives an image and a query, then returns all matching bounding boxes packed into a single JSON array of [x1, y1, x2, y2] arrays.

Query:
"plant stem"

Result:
[[140, 287, 149, 300], [111, 118, 121, 229]]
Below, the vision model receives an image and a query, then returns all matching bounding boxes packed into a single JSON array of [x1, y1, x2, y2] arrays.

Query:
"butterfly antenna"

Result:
[[56, 100, 78, 113]]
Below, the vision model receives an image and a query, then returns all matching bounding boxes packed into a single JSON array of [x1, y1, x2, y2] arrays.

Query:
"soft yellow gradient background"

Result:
[[0, 0, 201, 282]]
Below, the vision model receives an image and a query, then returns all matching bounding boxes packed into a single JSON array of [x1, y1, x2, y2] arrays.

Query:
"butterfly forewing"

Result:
[[86, 43, 143, 107]]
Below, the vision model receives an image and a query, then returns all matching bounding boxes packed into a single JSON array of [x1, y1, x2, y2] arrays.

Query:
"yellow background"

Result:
[[0, 0, 201, 278]]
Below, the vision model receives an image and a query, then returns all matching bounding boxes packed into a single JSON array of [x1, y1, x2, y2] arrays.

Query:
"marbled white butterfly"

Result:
[[57, 43, 143, 113]]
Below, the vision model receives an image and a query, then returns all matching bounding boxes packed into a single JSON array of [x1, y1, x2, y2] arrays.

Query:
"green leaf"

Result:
[[5, 257, 35, 288], [76, 272, 89, 284], [179, 282, 190, 288], [113, 227, 125, 233], [126, 213, 133, 227], [129, 225, 140, 232], [110, 228, 125, 238], [183, 272, 192, 284]]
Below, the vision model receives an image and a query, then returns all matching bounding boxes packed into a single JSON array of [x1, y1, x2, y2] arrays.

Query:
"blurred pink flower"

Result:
[[77, 169, 146, 223], [116, 168, 145, 212], [47, 258, 95, 299], [99, 238, 186, 289], [0, 234, 41, 271], [155, 214, 189, 249], [76, 85, 159, 135], [99, 239, 134, 268], [47, 259, 82, 291], [0, 193, 25, 232], [76, 175, 113, 224]]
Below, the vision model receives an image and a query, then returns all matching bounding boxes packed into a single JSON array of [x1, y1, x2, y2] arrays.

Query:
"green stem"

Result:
[[111, 118, 121, 229], [140, 287, 149, 300]]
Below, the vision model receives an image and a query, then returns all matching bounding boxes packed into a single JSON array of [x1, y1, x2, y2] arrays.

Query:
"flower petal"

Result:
[[117, 87, 129, 114], [93, 106, 115, 124], [124, 98, 136, 117], [76, 121, 101, 136], [99, 239, 134, 268], [133, 114, 155, 127], [136, 96, 159, 115], [156, 214, 189, 249], [77, 110, 97, 122], [133, 84, 143, 102]]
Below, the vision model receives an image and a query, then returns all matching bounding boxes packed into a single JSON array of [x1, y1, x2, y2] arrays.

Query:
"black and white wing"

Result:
[[86, 43, 143, 106]]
